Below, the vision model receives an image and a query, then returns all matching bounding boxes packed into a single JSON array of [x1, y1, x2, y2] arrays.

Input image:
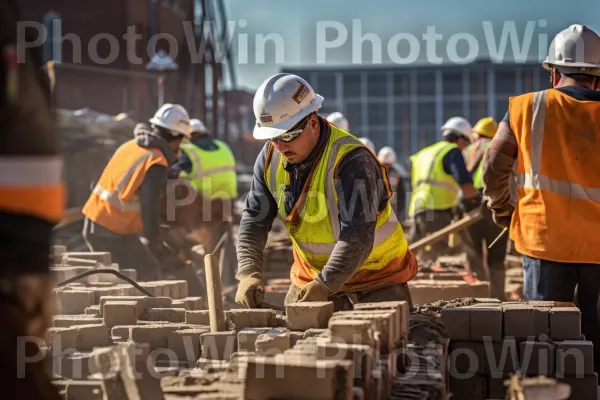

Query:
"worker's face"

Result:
[[272, 114, 320, 164], [456, 137, 470, 150], [170, 136, 184, 153]]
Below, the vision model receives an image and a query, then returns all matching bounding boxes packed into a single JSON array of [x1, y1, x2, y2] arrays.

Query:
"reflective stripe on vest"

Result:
[[413, 144, 460, 192], [515, 90, 600, 202], [91, 150, 162, 212]]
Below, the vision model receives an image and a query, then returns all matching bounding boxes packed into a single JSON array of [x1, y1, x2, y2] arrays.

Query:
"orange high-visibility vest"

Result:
[[82, 139, 168, 235], [509, 88, 600, 263]]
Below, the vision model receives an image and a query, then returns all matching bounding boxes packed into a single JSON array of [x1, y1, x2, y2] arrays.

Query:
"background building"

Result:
[[283, 60, 551, 161]]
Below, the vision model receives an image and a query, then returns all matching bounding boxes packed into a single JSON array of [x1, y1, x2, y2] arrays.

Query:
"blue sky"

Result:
[[222, 0, 600, 90]]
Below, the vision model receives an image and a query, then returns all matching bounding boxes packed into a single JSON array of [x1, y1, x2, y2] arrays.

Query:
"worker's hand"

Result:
[[492, 213, 512, 229], [298, 279, 332, 303], [235, 272, 265, 308], [461, 195, 482, 213]]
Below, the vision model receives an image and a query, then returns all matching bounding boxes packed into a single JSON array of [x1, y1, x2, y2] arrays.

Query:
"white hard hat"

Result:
[[149, 103, 191, 138], [359, 137, 375, 153], [190, 118, 208, 134], [377, 146, 397, 165], [252, 73, 324, 140], [543, 24, 600, 77], [326, 112, 349, 131], [441, 117, 472, 140]]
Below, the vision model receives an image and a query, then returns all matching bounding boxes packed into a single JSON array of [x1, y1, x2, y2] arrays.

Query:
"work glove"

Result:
[[298, 279, 332, 303], [235, 272, 265, 308]]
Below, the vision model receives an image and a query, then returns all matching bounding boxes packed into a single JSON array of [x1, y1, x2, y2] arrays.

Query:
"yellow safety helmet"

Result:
[[472, 117, 498, 139]]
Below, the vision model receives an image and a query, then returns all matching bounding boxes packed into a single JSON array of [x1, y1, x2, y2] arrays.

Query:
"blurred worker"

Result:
[[82, 104, 191, 281], [172, 118, 238, 284], [464, 117, 507, 299], [0, 2, 65, 398], [235, 73, 417, 310], [483, 24, 600, 372], [378, 146, 407, 220], [359, 137, 376, 153], [326, 111, 349, 131], [407, 117, 480, 260]]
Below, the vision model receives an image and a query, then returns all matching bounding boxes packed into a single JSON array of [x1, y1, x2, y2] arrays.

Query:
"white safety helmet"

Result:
[[359, 137, 376, 153], [149, 103, 191, 138], [326, 112, 349, 131], [190, 118, 208, 134], [252, 73, 324, 140], [543, 24, 600, 77], [441, 117, 472, 141], [377, 146, 397, 165]]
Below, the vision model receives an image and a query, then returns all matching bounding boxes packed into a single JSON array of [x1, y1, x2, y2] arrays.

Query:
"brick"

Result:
[[329, 319, 376, 347], [51, 352, 100, 380], [503, 305, 536, 339], [64, 380, 103, 399], [145, 308, 186, 323], [550, 307, 581, 340], [255, 329, 290, 356], [556, 373, 598, 400], [286, 302, 334, 330], [533, 307, 551, 336], [84, 305, 100, 317], [56, 290, 95, 315], [489, 338, 520, 374], [173, 297, 204, 311], [440, 307, 470, 340], [74, 324, 110, 351], [448, 341, 487, 375], [53, 315, 104, 328], [354, 301, 409, 342], [519, 341, 555, 376], [304, 328, 328, 339], [168, 328, 209, 364], [317, 341, 375, 394], [449, 374, 486, 400], [331, 311, 395, 354], [102, 301, 137, 328], [487, 375, 509, 400], [129, 325, 179, 350], [98, 296, 172, 318], [470, 307, 503, 341], [199, 331, 237, 360], [186, 310, 210, 325], [225, 309, 276, 330], [243, 357, 353, 400], [62, 251, 111, 265], [45, 327, 77, 356], [556, 340, 594, 376], [237, 328, 271, 352], [111, 325, 136, 342]]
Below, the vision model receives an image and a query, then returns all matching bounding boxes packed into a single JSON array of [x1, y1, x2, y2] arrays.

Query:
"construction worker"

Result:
[[172, 118, 238, 284], [378, 146, 408, 220], [407, 117, 481, 260], [464, 117, 508, 299], [235, 73, 418, 310], [483, 24, 600, 373], [326, 111, 349, 131], [0, 2, 64, 398], [82, 103, 191, 281]]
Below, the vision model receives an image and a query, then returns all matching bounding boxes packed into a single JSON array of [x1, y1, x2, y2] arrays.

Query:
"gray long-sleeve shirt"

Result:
[[236, 117, 390, 293]]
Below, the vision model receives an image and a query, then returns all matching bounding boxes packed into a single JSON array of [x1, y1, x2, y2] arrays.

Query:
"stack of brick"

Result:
[[440, 300, 597, 400], [409, 280, 490, 305]]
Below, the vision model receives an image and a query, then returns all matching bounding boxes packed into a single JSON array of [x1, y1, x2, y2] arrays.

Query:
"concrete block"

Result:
[[225, 309, 276, 330], [168, 328, 209, 364], [64, 380, 103, 399], [550, 307, 581, 340], [286, 301, 334, 330], [111, 325, 137, 342], [173, 296, 204, 310], [129, 325, 179, 351], [237, 328, 271, 352], [53, 315, 104, 328], [244, 356, 354, 400], [489, 338, 520, 374], [145, 308, 186, 323], [62, 251, 111, 265], [304, 328, 328, 339], [289, 331, 304, 347], [331, 310, 395, 354], [103, 301, 138, 329], [449, 374, 487, 400], [56, 290, 95, 315], [487, 375, 509, 400], [199, 331, 237, 360], [556, 373, 598, 400], [98, 296, 172, 318], [556, 340, 594, 376], [84, 305, 100, 317], [45, 327, 77, 356], [469, 307, 503, 341], [449, 341, 487, 374], [255, 329, 290, 356], [186, 310, 210, 325], [317, 341, 375, 394], [329, 319, 376, 347], [533, 307, 551, 336], [503, 305, 536, 339], [519, 340, 555, 376], [440, 307, 470, 340], [354, 301, 409, 342], [75, 325, 110, 351]]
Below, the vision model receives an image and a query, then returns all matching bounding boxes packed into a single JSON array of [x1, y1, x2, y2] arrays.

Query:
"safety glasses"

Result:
[[271, 114, 311, 143]]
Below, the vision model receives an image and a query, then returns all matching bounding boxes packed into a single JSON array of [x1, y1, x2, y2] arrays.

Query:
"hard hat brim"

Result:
[[149, 117, 191, 138], [253, 95, 325, 140], [542, 59, 600, 74]]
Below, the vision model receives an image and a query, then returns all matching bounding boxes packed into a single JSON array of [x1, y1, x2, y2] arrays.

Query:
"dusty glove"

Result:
[[298, 279, 332, 303], [235, 272, 265, 308]]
